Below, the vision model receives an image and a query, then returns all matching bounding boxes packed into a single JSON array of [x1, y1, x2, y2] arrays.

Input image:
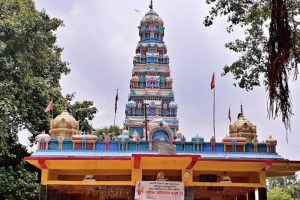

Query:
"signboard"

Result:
[[134, 181, 184, 200]]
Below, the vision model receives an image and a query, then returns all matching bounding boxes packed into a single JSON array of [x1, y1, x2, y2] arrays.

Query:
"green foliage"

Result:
[[268, 176, 298, 189], [0, 163, 39, 200], [0, 0, 75, 198], [204, 0, 300, 129], [0, 0, 69, 137], [95, 125, 122, 140], [69, 100, 98, 133], [268, 187, 293, 200], [268, 176, 300, 199]]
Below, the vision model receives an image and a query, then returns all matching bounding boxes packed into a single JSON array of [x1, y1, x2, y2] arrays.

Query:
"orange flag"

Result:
[[210, 72, 215, 90], [45, 98, 54, 112]]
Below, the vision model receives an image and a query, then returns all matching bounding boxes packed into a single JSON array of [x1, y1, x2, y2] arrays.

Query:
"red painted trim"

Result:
[[186, 155, 200, 170], [38, 159, 47, 169], [197, 158, 300, 164], [134, 154, 141, 169], [24, 156, 300, 165]]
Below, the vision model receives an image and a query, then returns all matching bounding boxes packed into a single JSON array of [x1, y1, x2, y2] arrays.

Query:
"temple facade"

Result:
[[124, 2, 179, 145], [25, 2, 300, 200]]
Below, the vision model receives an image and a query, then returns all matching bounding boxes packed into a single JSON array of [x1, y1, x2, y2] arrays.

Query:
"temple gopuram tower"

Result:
[[124, 1, 179, 143]]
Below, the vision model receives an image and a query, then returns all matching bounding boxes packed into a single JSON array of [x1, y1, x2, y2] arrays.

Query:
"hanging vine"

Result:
[[267, 0, 296, 130], [204, 0, 300, 131]]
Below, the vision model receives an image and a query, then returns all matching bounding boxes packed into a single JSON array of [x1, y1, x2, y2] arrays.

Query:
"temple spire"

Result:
[[240, 103, 243, 115], [238, 102, 244, 118], [149, 0, 153, 10]]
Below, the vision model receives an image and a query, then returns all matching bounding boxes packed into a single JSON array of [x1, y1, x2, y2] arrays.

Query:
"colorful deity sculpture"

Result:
[[252, 135, 259, 152], [105, 134, 110, 151], [210, 136, 216, 152], [181, 135, 186, 151]]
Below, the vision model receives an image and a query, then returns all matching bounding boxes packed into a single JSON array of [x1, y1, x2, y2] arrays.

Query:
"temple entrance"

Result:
[[151, 130, 170, 150]]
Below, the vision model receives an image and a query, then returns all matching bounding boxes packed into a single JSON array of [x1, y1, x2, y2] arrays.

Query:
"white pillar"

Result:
[[255, 188, 259, 200]]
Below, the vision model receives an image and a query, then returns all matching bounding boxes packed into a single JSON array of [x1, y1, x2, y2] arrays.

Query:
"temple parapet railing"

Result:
[[40, 140, 277, 154]]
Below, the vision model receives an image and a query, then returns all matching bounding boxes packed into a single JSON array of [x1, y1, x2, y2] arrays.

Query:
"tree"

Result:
[[0, 163, 39, 200], [268, 176, 300, 199], [69, 100, 98, 133], [0, 0, 69, 199], [268, 187, 293, 200], [95, 125, 122, 140], [204, 0, 300, 130]]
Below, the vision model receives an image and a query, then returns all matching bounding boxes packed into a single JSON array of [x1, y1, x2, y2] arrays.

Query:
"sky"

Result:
[[22, 0, 300, 160]]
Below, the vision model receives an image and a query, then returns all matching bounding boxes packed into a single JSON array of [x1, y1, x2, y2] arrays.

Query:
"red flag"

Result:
[[114, 89, 119, 114], [210, 73, 215, 90], [228, 106, 231, 123], [45, 98, 54, 112]]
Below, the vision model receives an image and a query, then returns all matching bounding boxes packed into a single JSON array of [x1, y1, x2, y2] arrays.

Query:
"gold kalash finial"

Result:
[[238, 102, 244, 118], [149, 0, 153, 10]]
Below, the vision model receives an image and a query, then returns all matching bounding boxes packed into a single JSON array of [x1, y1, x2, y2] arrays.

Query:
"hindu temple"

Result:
[[25, 1, 300, 200]]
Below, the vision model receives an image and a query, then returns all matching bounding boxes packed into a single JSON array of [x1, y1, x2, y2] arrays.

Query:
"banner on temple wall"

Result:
[[134, 181, 184, 200]]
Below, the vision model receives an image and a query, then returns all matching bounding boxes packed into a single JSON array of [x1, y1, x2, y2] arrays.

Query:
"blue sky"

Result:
[[24, 0, 300, 160]]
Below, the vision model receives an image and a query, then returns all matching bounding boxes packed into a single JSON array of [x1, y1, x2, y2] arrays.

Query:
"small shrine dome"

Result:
[[127, 100, 136, 108], [265, 135, 277, 145], [169, 101, 178, 109], [122, 129, 129, 136], [191, 135, 204, 143], [36, 131, 51, 143], [176, 131, 182, 139], [117, 134, 129, 142], [50, 110, 79, 138], [141, 10, 163, 26], [229, 106, 257, 142]]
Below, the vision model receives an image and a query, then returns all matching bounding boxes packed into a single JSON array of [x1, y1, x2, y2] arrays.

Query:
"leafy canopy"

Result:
[[204, 0, 300, 130], [0, 0, 96, 199], [268, 176, 300, 199]]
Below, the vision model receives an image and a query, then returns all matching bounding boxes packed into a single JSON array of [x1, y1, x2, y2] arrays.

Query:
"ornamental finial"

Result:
[[238, 102, 244, 118], [149, 0, 153, 10], [240, 102, 243, 114]]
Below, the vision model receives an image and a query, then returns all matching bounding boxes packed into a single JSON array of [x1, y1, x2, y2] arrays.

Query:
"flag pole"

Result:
[[213, 84, 216, 139], [113, 89, 119, 128], [228, 105, 232, 125], [211, 72, 216, 139], [113, 111, 116, 127]]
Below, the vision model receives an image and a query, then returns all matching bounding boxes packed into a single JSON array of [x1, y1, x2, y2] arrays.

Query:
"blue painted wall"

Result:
[[46, 140, 274, 154]]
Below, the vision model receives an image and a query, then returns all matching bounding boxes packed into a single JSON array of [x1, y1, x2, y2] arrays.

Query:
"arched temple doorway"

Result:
[[151, 129, 171, 150]]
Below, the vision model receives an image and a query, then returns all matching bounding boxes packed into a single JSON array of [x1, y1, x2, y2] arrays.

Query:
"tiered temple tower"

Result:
[[124, 1, 179, 142]]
